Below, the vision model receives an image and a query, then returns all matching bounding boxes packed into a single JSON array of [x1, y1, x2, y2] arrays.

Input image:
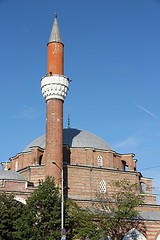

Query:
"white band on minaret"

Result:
[[41, 74, 70, 101]]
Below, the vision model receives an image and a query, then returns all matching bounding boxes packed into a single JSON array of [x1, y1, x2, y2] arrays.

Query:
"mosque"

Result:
[[1, 16, 160, 239]]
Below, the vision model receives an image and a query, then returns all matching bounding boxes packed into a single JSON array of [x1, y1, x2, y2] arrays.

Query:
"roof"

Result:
[[23, 128, 111, 153], [0, 170, 25, 181], [48, 15, 62, 43], [140, 211, 160, 221]]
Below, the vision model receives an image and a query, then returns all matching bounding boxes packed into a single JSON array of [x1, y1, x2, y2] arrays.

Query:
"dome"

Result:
[[0, 170, 25, 181], [23, 128, 111, 152]]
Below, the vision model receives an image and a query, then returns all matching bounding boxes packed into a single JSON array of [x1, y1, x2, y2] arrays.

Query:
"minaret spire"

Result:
[[49, 13, 62, 43], [41, 16, 70, 184]]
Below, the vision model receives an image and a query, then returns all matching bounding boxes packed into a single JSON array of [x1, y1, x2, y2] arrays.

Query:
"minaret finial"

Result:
[[67, 114, 71, 129], [55, 13, 58, 19]]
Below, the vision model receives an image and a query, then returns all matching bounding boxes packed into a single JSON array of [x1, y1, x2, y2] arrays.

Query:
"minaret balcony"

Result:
[[41, 74, 70, 101]]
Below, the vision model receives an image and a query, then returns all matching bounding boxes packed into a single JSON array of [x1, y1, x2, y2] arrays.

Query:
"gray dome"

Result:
[[0, 170, 25, 181], [23, 128, 111, 152]]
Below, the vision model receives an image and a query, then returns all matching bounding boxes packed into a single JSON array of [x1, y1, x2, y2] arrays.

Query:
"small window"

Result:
[[0, 180, 4, 187], [140, 182, 146, 193], [15, 161, 18, 171], [100, 179, 106, 193], [97, 155, 103, 167]]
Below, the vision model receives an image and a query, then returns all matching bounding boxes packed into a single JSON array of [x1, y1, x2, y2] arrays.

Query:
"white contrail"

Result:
[[114, 135, 139, 149], [137, 104, 158, 119]]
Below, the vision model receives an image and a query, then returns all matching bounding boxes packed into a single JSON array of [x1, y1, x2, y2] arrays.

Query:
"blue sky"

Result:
[[1, 0, 160, 198]]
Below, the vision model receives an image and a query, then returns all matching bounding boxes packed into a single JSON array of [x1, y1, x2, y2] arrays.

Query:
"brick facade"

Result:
[[2, 142, 160, 238]]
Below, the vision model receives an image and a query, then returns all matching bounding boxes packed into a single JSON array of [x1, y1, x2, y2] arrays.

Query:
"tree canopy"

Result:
[[0, 192, 24, 240], [14, 177, 61, 240], [90, 180, 146, 240], [13, 177, 93, 240], [0, 178, 146, 240]]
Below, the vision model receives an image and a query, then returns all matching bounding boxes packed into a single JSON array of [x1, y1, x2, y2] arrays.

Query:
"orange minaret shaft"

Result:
[[41, 16, 70, 184], [47, 42, 64, 74]]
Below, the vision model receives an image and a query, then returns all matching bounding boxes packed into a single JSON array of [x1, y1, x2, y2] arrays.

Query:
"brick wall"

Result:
[[10, 147, 45, 171], [0, 180, 34, 201], [19, 165, 45, 186], [69, 148, 136, 171], [67, 164, 156, 206]]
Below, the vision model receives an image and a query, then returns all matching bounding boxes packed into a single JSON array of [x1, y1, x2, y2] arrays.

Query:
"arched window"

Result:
[[39, 155, 43, 165], [123, 228, 146, 240], [122, 160, 126, 171], [140, 182, 146, 193], [100, 179, 106, 193], [97, 155, 103, 167], [157, 233, 160, 240], [15, 161, 18, 171]]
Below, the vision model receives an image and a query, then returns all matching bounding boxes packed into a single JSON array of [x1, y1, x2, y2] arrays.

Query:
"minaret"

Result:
[[41, 15, 70, 184]]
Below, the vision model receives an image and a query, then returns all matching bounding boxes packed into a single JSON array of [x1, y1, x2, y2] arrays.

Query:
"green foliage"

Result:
[[0, 192, 24, 240], [14, 177, 93, 240], [14, 177, 61, 240], [90, 180, 145, 240], [0, 178, 145, 240], [0, 177, 93, 240], [65, 199, 94, 240]]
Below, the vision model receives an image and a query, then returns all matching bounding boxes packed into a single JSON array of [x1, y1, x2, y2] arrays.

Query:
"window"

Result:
[[123, 228, 146, 240], [140, 182, 146, 193], [0, 180, 4, 187], [157, 234, 160, 240], [39, 155, 43, 165], [100, 179, 106, 193], [15, 161, 18, 171], [97, 155, 103, 167]]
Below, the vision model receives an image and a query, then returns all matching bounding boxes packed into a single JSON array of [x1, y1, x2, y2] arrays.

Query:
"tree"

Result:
[[0, 192, 24, 240], [14, 177, 61, 240], [89, 180, 146, 240], [65, 199, 94, 240], [14, 177, 93, 240], [2, 178, 144, 240]]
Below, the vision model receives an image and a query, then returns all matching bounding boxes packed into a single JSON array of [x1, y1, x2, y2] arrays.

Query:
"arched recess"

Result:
[[14, 195, 26, 204], [156, 233, 160, 240], [121, 160, 126, 171], [123, 228, 146, 240], [39, 155, 43, 165], [15, 161, 18, 171]]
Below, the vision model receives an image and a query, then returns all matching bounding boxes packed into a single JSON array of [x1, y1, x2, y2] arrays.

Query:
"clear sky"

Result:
[[1, 0, 160, 198]]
